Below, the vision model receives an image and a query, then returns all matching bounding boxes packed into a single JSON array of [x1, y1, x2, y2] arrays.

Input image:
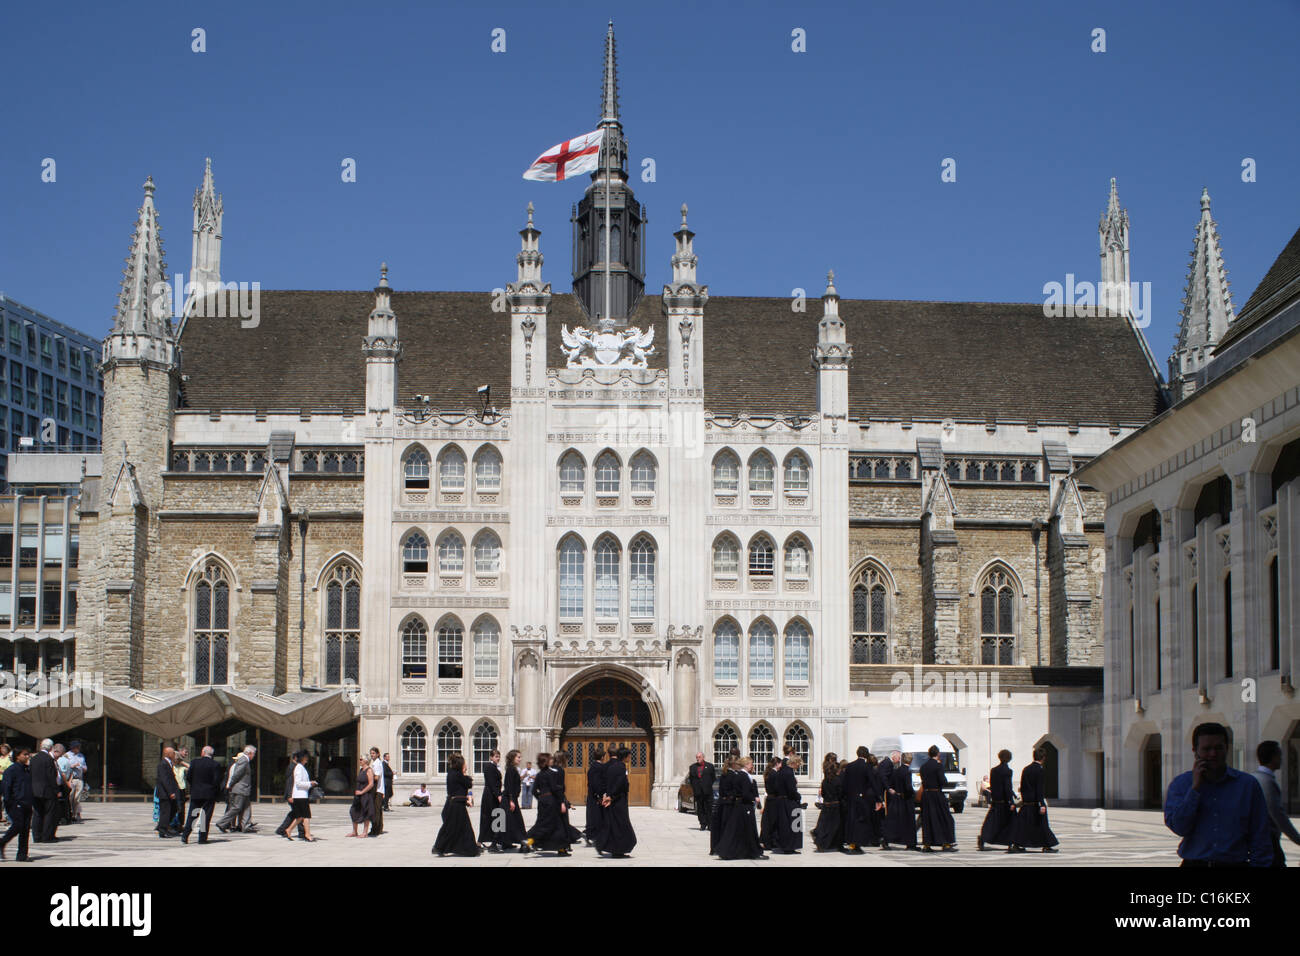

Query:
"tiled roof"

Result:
[[1216, 225, 1300, 351], [178, 291, 1165, 426]]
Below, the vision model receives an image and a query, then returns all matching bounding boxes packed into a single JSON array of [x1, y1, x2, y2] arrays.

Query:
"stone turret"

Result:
[[1170, 188, 1235, 400]]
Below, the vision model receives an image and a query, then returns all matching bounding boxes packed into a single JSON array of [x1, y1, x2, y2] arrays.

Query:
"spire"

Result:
[[189, 157, 224, 307], [364, 263, 401, 414], [1170, 187, 1235, 399], [513, 202, 545, 287], [596, 20, 626, 183], [818, 270, 844, 339], [813, 269, 852, 419], [1099, 177, 1131, 317], [668, 203, 698, 289], [111, 176, 172, 342]]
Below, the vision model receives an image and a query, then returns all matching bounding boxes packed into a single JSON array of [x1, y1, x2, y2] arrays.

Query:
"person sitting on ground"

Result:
[[409, 784, 432, 807]]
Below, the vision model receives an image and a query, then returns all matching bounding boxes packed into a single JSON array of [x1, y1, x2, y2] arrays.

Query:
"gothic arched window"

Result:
[[784, 536, 810, 580], [713, 534, 740, 579], [713, 620, 740, 682], [435, 720, 462, 773], [437, 531, 465, 575], [473, 530, 501, 575], [629, 536, 656, 617], [471, 721, 499, 773], [403, 447, 430, 490], [748, 535, 775, 579], [402, 531, 429, 574], [980, 567, 1017, 665], [193, 562, 230, 685], [400, 721, 426, 775], [784, 452, 810, 493], [749, 620, 775, 683], [748, 723, 775, 769], [784, 621, 810, 683], [748, 451, 775, 493], [558, 536, 585, 618], [401, 618, 428, 679], [473, 446, 502, 492], [784, 724, 811, 776], [324, 563, 360, 685], [629, 451, 656, 495], [437, 619, 464, 679], [712, 451, 739, 494], [595, 452, 621, 495], [852, 564, 890, 664], [438, 446, 467, 492], [594, 535, 620, 618], [473, 617, 500, 679], [713, 723, 739, 768], [559, 451, 586, 495]]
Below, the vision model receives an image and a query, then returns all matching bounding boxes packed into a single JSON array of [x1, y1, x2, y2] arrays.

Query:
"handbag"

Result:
[[309, 785, 324, 803]]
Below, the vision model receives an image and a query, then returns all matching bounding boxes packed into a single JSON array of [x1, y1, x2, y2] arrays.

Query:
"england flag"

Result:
[[522, 129, 604, 182]]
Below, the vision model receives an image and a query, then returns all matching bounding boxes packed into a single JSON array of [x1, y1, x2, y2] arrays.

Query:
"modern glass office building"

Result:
[[0, 294, 104, 488]]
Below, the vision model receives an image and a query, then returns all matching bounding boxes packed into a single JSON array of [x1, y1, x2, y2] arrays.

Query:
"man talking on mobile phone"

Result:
[[1164, 721, 1272, 867]]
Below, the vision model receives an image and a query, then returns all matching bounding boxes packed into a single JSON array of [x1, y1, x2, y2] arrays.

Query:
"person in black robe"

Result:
[[777, 756, 804, 852], [979, 750, 1017, 850], [688, 752, 716, 831], [584, 745, 607, 847], [868, 753, 889, 849], [497, 749, 528, 851], [758, 757, 783, 850], [812, 752, 844, 851], [1008, 748, 1059, 853], [552, 751, 583, 845], [432, 754, 481, 857], [478, 748, 503, 850], [524, 753, 571, 855], [919, 745, 957, 851], [882, 751, 917, 850], [709, 759, 736, 854], [841, 746, 878, 852], [597, 746, 637, 857], [716, 757, 766, 860]]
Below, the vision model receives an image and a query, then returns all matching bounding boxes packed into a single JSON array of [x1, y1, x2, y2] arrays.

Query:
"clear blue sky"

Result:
[[2, 0, 1297, 370]]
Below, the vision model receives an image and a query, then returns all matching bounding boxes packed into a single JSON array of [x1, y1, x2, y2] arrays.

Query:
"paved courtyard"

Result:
[[7, 800, 1235, 867]]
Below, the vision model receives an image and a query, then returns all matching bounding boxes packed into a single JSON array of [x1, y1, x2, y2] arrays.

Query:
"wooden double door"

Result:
[[559, 736, 652, 806]]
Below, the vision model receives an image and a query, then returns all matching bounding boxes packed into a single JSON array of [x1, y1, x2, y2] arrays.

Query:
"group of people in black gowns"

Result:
[[977, 748, 1059, 853]]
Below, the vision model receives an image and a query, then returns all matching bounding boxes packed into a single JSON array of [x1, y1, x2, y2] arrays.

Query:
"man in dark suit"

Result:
[[29, 739, 61, 844], [0, 748, 34, 861], [155, 745, 181, 838], [841, 746, 879, 853], [688, 752, 716, 831], [182, 746, 221, 844], [381, 753, 394, 811]]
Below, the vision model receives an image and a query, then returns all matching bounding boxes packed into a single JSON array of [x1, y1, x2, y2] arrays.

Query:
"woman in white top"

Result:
[[284, 750, 318, 842]]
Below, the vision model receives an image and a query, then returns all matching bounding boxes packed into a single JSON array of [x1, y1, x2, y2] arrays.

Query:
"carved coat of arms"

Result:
[[560, 318, 655, 368]]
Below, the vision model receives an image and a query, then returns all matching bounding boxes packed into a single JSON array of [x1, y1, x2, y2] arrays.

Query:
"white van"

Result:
[[870, 734, 968, 813]]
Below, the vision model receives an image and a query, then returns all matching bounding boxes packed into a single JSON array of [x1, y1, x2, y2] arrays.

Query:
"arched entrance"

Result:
[[557, 676, 655, 806]]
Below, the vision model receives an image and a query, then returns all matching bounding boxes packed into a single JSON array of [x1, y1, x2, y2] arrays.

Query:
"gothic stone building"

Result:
[[2, 26, 1170, 806]]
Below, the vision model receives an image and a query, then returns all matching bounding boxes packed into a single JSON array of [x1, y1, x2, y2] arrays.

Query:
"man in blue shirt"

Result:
[[1164, 722, 1272, 866]]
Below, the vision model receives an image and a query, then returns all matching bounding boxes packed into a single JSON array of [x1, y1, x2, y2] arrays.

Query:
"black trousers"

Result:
[[276, 804, 306, 836], [173, 794, 188, 828], [32, 796, 59, 842], [1271, 835, 1286, 869], [183, 799, 216, 840], [0, 804, 31, 859], [694, 791, 713, 829], [156, 796, 176, 834]]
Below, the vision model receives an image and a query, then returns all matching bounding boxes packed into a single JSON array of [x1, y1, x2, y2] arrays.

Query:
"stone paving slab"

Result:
[[1, 800, 1236, 867]]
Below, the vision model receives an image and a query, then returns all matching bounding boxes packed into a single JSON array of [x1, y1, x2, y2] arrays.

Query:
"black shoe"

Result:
[[158, 831, 174, 839], [14, 857, 29, 862], [197, 836, 208, 844], [216, 825, 230, 834], [274, 828, 287, 836], [181, 833, 189, 844]]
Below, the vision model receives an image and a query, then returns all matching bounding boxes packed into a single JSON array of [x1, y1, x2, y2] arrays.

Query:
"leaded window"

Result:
[[474, 447, 502, 491], [324, 563, 360, 685], [437, 531, 464, 574], [559, 452, 585, 495], [712, 451, 739, 493], [402, 532, 429, 574], [436, 721, 462, 773], [749, 536, 774, 577], [594, 537, 620, 618], [193, 563, 229, 685], [713, 724, 739, 767], [713, 535, 739, 577], [400, 722, 426, 775], [630, 536, 655, 617], [713, 621, 740, 682], [749, 621, 775, 683], [784, 621, 810, 683], [595, 452, 620, 495], [784, 453, 810, 492], [630, 451, 656, 494], [980, 568, 1016, 665], [473, 619, 500, 678], [852, 565, 889, 664], [404, 448, 430, 490], [749, 723, 775, 769], [559, 537, 584, 618], [785, 724, 811, 776], [401, 619, 428, 679], [437, 621, 464, 679], [438, 447, 466, 491], [749, 452, 775, 493], [784, 537, 810, 578], [471, 721, 498, 773], [473, 531, 501, 574]]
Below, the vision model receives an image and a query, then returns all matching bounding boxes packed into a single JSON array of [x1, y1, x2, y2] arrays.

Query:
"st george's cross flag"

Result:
[[522, 129, 604, 181]]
